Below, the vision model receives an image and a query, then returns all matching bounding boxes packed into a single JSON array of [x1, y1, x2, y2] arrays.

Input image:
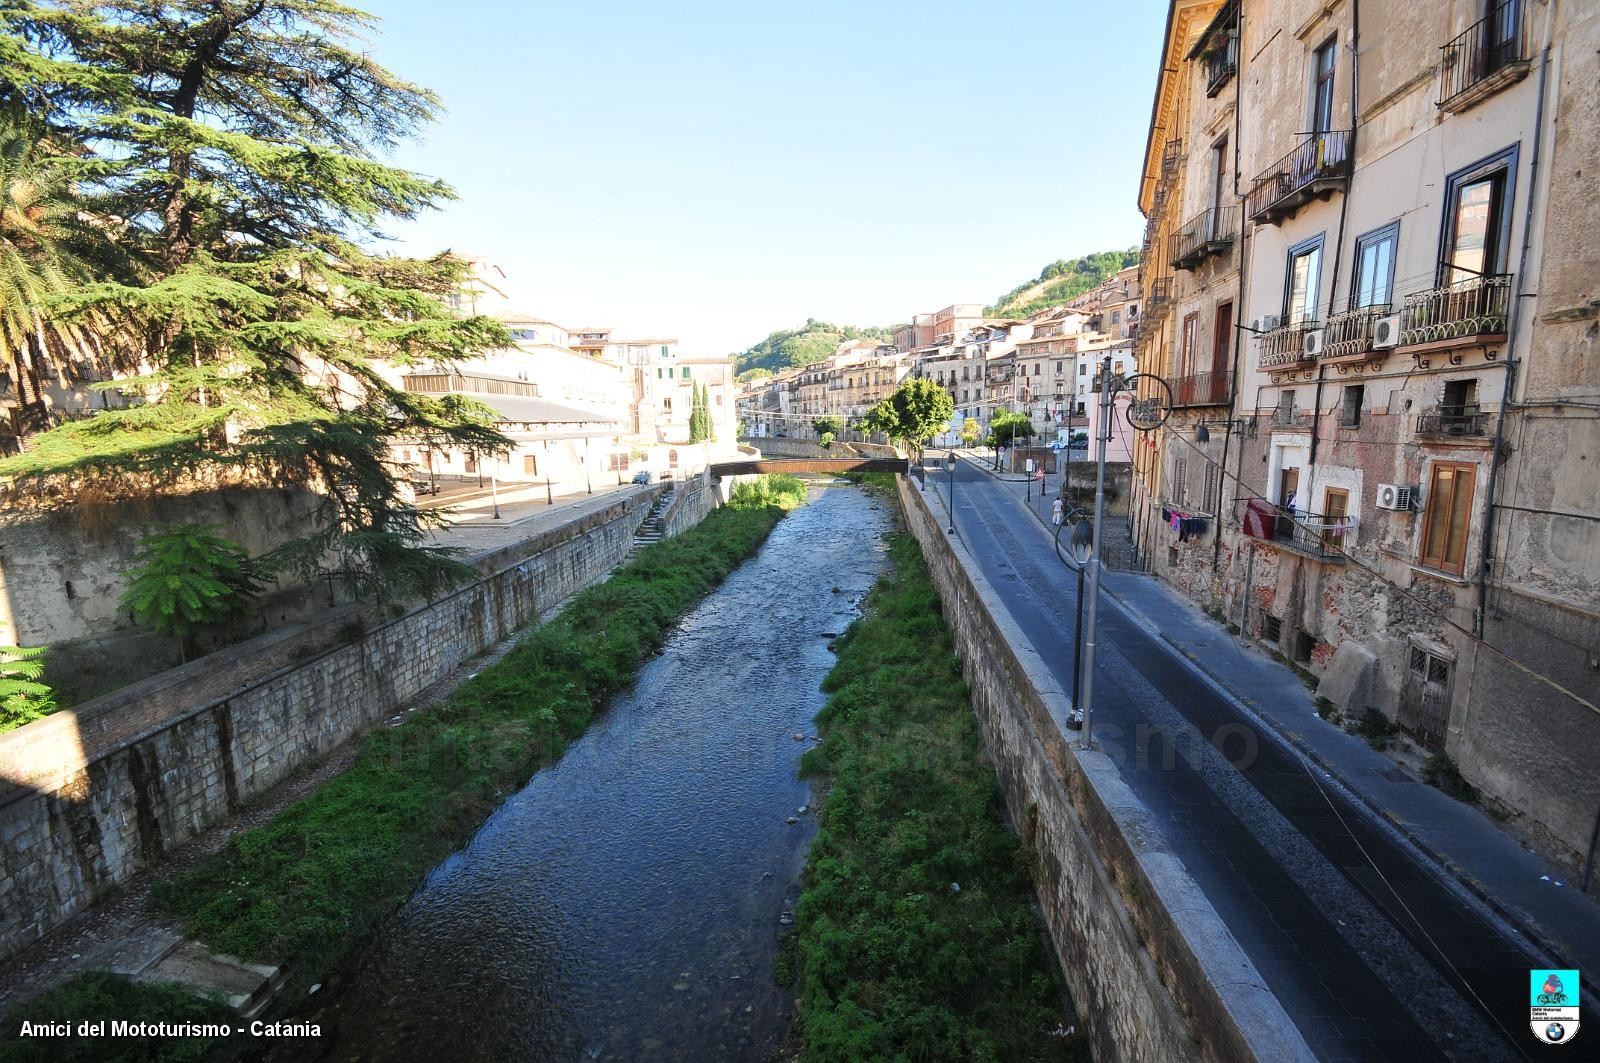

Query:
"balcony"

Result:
[[1240, 498, 1352, 561], [1257, 321, 1318, 372], [1171, 207, 1238, 271], [1318, 304, 1391, 362], [1246, 130, 1352, 226], [1416, 403, 1492, 437], [1439, 3, 1530, 113], [1145, 277, 1173, 321], [1397, 274, 1511, 353], [1170, 371, 1230, 407], [1203, 28, 1238, 98], [1160, 139, 1184, 182]]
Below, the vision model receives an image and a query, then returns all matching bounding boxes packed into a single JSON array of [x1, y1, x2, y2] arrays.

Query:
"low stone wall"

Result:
[[0, 488, 668, 963], [894, 476, 1312, 1063]]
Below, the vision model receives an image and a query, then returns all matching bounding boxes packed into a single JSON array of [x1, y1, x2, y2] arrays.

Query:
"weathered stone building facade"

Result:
[[1133, 0, 1600, 862]]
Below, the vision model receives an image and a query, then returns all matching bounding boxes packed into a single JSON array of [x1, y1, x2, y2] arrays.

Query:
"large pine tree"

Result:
[[0, 0, 511, 599]]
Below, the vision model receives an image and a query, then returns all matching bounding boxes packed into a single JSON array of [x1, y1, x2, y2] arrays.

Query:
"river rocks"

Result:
[[778, 912, 794, 926], [785, 816, 798, 824]]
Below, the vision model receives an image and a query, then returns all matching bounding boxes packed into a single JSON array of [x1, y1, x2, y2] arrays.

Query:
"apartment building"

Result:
[[1133, 0, 1600, 860]]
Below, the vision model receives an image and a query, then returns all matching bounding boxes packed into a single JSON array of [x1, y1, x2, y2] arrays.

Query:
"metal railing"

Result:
[[1170, 371, 1230, 407], [1171, 206, 1238, 270], [1240, 497, 1352, 559], [1256, 321, 1317, 369], [1204, 29, 1238, 97], [1245, 130, 1352, 224], [1319, 303, 1390, 359], [1416, 403, 1492, 436], [1398, 273, 1512, 347], [1145, 277, 1173, 317], [1161, 138, 1184, 181], [1440, 2, 1527, 107]]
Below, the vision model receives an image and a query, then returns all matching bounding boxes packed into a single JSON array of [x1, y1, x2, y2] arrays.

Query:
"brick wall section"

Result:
[[895, 477, 1313, 1063], [0, 487, 670, 962]]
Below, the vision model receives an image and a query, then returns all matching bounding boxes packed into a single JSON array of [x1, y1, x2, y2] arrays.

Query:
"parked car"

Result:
[[408, 476, 441, 496], [631, 470, 654, 484], [1068, 438, 1090, 450]]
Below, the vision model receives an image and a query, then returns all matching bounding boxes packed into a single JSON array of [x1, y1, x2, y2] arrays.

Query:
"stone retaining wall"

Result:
[[0, 488, 669, 962], [895, 476, 1312, 1063]]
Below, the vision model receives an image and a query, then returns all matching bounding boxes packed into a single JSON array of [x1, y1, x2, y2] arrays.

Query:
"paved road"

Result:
[[934, 459, 1547, 1063]]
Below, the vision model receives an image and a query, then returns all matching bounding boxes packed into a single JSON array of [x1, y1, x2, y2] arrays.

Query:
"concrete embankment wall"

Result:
[[0, 488, 668, 963], [894, 476, 1312, 1063]]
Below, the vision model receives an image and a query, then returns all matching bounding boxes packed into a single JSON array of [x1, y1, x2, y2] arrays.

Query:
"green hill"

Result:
[[987, 249, 1140, 318], [734, 319, 896, 380]]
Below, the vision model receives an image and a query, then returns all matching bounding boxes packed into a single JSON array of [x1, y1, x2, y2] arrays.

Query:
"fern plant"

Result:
[[0, 635, 56, 733], [119, 525, 267, 661]]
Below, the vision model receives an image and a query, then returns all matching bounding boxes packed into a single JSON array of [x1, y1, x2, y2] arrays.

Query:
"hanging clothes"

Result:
[[1243, 498, 1275, 539]]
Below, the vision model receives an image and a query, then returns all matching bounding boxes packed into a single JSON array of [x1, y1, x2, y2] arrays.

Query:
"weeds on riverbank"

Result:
[[789, 533, 1083, 1061], [730, 472, 807, 509], [2, 495, 794, 1062]]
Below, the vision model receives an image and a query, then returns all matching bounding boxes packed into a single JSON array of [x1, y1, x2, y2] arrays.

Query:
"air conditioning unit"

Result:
[[1375, 483, 1413, 511], [1372, 314, 1401, 349], [1302, 328, 1326, 357], [1252, 314, 1282, 333]]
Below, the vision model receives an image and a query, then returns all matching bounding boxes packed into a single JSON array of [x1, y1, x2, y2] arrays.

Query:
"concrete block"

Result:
[[1315, 641, 1379, 714]]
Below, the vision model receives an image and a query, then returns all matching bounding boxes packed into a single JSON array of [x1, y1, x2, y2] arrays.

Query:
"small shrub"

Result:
[[119, 524, 266, 660], [1422, 753, 1479, 804], [1353, 707, 1398, 750], [0, 633, 56, 734], [728, 473, 806, 510]]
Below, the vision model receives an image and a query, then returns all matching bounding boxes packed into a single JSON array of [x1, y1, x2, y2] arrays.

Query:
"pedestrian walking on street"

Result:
[[1052, 497, 1064, 526]]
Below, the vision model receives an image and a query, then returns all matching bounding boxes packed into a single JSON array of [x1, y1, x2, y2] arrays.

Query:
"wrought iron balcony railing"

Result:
[[1256, 321, 1317, 370], [1416, 403, 1492, 437], [1240, 498, 1352, 559], [1440, 2, 1528, 110], [1171, 206, 1238, 271], [1145, 277, 1173, 318], [1246, 130, 1352, 225], [1203, 29, 1238, 97], [1398, 273, 1511, 348], [1160, 138, 1184, 181], [1169, 371, 1230, 407], [1319, 303, 1390, 360]]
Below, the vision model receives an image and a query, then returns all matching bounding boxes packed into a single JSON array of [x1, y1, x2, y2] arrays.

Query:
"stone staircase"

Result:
[[630, 486, 674, 554]]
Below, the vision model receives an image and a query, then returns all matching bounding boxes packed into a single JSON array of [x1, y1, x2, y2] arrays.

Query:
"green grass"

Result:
[[0, 974, 234, 1063], [728, 472, 807, 510], [790, 534, 1084, 1062], [3, 495, 796, 1063], [840, 470, 897, 492]]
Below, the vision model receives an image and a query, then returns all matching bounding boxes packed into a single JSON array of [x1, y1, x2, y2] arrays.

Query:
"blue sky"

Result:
[[363, 0, 1165, 355]]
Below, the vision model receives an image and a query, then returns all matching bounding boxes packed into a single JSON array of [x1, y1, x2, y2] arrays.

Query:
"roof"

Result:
[[483, 394, 623, 426]]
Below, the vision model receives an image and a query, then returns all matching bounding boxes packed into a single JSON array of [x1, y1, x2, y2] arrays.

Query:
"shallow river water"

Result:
[[292, 484, 891, 1062]]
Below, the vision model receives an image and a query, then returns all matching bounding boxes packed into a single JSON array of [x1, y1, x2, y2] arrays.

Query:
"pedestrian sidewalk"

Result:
[[953, 451, 1600, 985]]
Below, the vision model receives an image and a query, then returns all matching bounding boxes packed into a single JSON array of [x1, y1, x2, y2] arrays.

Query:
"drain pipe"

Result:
[[1475, 0, 1555, 639], [1214, 0, 1249, 574]]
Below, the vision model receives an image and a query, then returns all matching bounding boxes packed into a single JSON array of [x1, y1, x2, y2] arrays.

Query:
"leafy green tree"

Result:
[[988, 410, 1036, 448], [733, 319, 894, 376], [987, 247, 1141, 316], [818, 431, 834, 450], [0, 0, 511, 600], [960, 418, 982, 448], [119, 524, 266, 661], [0, 630, 56, 732], [812, 414, 843, 438], [858, 378, 954, 458], [688, 382, 712, 443]]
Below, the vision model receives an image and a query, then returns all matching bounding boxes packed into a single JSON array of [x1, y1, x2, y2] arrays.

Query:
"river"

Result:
[[290, 483, 891, 1062]]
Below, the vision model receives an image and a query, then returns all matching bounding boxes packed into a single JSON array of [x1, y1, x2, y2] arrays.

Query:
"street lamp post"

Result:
[[1077, 354, 1113, 748], [543, 437, 554, 505], [945, 452, 956, 535]]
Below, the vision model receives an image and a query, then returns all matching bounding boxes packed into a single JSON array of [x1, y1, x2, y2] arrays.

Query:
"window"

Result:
[[1033, 363, 1041, 375], [1311, 38, 1337, 133], [1180, 312, 1199, 375], [1341, 384, 1364, 427], [1172, 456, 1188, 504], [661, 345, 669, 357], [682, 366, 691, 379], [1212, 301, 1233, 377], [608, 452, 630, 472], [1277, 389, 1297, 426], [1079, 363, 1087, 376], [1285, 235, 1325, 324], [1419, 462, 1477, 574], [1263, 614, 1283, 643], [1323, 487, 1350, 548], [1443, 378, 1478, 415], [401, 449, 411, 462], [656, 368, 663, 379], [464, 454, 477, 473], [1352, 223, 1399, 308], [523, 454, 538, 476], [1111, 310, 1121, 324], [1114, 360, 1125, 374], [668, 449, 679, 468], [1295, 631, 1315, 664], [1056, 361, 1064, 373], [1210, 137, 1229, 220], [1441, 148, 1516, 285], [663, 397, 673, 412], [1202, 464, 1219, 513]]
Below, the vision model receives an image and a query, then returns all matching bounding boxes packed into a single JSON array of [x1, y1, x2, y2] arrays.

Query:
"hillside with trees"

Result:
[[734, 319, 895, 379], [987, 249, 1140, 318]]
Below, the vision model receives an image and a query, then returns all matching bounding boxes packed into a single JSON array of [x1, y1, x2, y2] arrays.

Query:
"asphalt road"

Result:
[[937, 459, 1547, 1063]]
